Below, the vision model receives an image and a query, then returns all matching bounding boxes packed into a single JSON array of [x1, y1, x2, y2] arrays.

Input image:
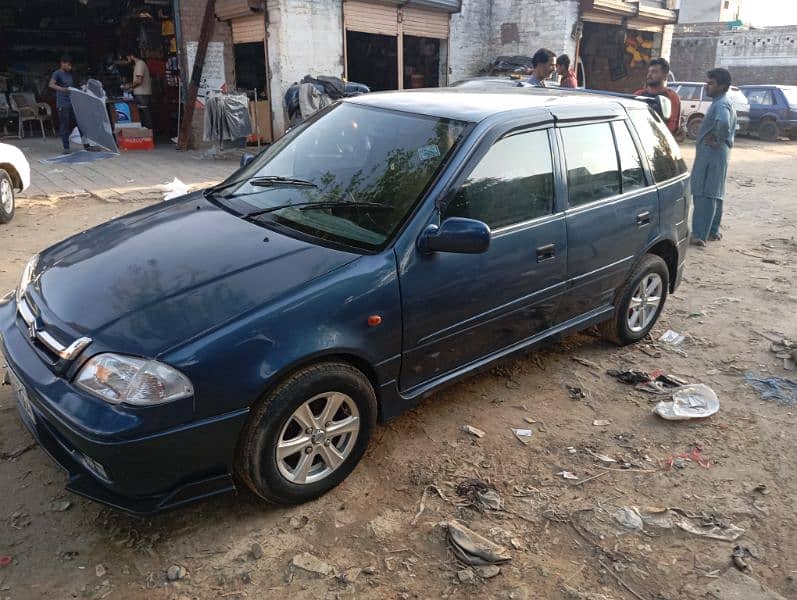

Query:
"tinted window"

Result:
[[443, 129, 554, 229], [612, 121, 646, 192], [225, 103, 468, 250], [629, 110, 687, 183], [746, 89, 774, 105], [560, 123, 620, 207]]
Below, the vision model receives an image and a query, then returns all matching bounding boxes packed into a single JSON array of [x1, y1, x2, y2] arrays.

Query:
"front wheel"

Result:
[[0, 169, 15, 224], [236, 362, 377, 505], [599, 254, 669, 346]]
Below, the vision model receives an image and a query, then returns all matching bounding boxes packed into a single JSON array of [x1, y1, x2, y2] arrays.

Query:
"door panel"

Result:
[[399, 217, 566, 391], [556, 121, 658, 320], [398, 127, 565, 391]]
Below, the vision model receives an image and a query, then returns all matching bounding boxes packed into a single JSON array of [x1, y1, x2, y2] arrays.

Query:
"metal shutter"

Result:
[[344, 1, 399, 36], [231, 14, 266, 43], [402, 6, 450, 39]]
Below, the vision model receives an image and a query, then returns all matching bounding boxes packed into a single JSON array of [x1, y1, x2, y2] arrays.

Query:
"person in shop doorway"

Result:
[[125, 51, 153, 130], [557, 54, 578, 88], [49, 56, 90, 154], [691, 68, 737, 247], [526, 49, 556, 88], [634, 57, 681, 136]]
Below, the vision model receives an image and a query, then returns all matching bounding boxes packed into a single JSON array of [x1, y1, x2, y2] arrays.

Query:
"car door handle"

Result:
[[637, 211, 651, 226], [536, 244, 556, 262]]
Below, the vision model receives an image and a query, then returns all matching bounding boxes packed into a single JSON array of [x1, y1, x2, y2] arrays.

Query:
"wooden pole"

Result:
[[177, 0, 216, 151]]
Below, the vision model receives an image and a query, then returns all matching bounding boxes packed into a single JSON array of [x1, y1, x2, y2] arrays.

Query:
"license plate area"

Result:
[[4, 365, 35, 425]]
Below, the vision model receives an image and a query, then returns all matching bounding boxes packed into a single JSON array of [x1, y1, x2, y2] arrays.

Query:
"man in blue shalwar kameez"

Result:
[[691, 68, 737, 247]]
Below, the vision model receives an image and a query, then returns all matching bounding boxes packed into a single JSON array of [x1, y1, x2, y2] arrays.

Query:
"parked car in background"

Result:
[[740, 85, 797, 141], [0, 142, 31, 224], [671, 82, 750, 139], [1, 89, 689, 513]]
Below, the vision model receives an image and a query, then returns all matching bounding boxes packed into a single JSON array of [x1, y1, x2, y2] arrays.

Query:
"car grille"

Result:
[[17, 296, 92, 361]]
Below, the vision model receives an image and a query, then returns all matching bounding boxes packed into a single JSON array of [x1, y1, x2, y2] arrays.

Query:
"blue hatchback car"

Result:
[[1, 89, 690, 513]]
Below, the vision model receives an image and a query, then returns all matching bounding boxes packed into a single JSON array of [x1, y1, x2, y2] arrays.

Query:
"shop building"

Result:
[[0, 0, 679, 148]]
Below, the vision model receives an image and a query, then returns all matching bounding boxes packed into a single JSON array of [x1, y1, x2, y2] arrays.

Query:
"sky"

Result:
[[741, 0, 797, 26]]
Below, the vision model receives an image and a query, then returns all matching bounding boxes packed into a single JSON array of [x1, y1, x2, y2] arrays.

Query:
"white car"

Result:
[[670, 82, 751, 139], [0, 142, 31, 223]]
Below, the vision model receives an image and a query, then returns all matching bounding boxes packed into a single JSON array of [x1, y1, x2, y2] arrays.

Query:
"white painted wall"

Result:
[[679, 0, 740, 23], [267, 0, 344, 136]]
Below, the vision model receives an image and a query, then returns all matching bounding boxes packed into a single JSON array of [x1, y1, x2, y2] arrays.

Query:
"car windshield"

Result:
[[222, 103, 469, 251], [781, 87, 797, 106]]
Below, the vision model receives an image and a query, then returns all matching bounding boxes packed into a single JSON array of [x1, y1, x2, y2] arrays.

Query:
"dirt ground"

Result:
[[1, 138, 796, 600]]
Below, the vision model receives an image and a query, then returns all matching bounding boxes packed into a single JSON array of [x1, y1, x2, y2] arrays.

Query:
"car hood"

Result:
[[31, 193, 359, 356]]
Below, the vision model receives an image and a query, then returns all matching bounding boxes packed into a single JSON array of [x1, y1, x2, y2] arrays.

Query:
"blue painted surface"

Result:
[[0, 90, 691, 512]]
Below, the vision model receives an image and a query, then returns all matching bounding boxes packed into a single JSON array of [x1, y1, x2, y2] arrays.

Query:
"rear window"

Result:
[[560, 123, 621, 207], [628, 110, 687, 184]]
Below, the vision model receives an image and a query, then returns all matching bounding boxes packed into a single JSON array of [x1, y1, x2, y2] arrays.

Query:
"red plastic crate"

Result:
[[118, 135, 154, 151]]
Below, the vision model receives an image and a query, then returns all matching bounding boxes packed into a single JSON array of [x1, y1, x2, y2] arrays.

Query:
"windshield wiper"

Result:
[[204, 175, 318, 198], [249, 176, 318, 188], [244, 201, 392, 218]]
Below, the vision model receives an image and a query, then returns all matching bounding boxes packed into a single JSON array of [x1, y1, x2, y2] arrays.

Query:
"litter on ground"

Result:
[[653, 384, 719, 420]]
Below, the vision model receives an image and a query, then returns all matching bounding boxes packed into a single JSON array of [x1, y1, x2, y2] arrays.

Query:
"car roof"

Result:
[[345, 88, 640, 122], [740, 84, 796, 89]]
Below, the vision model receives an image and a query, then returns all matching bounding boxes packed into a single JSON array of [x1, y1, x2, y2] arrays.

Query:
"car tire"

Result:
[[0, 169, 15, 224], [686, 115, 703, 140], [759, 120, 779, 142], [599, 254, 669, 346], [236, 362, 377, 505]]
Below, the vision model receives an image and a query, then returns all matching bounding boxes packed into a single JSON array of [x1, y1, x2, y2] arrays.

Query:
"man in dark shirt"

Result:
[[634, 58, 681, 136], [49, 56, 88, 154]]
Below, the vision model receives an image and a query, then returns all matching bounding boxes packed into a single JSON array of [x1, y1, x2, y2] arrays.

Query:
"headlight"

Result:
[[75, 353, 193, 406], [16, 254, 39, 304]]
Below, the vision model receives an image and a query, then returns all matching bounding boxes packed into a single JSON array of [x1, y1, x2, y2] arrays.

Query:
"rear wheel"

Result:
[[599, 254, 669, 346], [236, 362, 377, 505], [0, 170, 15, 224], [759, 120, 779, 142], [686, 115, 703, 140]]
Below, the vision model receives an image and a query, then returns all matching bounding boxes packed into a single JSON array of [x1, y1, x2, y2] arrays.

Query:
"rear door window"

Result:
[[677, 85, 702, 101], [746, 89, 774, 105], [443, 129, 554, 229], [628, 110, 687, 184], [612, 121, 646, 192], [560, 123, 620, 207]]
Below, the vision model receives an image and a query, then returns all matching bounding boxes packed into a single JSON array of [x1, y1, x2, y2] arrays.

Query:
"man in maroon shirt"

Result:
[[557, 54, 578, 88], [634, 58, 681, 136]]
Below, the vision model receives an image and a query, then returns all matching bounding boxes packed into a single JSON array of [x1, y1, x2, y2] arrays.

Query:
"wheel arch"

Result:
[[252, 350, 383, 420], [0, 164, 22, 190], [645, 238, 679, 292]]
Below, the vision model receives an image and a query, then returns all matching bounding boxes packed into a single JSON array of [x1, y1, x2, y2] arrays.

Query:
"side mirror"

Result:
[[656, 95, 673, 122], [417, 217, 491, 255], [240, 153, 255, 168]]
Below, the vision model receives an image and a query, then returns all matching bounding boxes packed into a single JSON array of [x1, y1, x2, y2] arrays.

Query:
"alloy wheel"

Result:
[[626, 273, 663, 333], [0, 179, 12, 213], [276, 392, 360, 485]]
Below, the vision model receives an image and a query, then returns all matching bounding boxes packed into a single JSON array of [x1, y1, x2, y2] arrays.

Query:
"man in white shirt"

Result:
[[125, 52, 153, 130]]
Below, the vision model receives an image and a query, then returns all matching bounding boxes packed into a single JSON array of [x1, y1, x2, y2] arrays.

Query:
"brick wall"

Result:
[[177, 0, 236, 147], [672, 24, 797, 85]]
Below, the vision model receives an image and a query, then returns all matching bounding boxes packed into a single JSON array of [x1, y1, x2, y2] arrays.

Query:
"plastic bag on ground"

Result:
[[160, 177, 189, 201], [654, 384, 719, 420]]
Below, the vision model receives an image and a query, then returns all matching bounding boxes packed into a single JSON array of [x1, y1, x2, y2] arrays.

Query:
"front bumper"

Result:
[[736, 116, 750, 135], [1, 298, 249, 515]]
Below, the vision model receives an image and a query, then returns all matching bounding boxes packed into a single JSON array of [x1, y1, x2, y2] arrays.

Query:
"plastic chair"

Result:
[[8, 93, 49, 138], [0, 94, 16, 136]]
